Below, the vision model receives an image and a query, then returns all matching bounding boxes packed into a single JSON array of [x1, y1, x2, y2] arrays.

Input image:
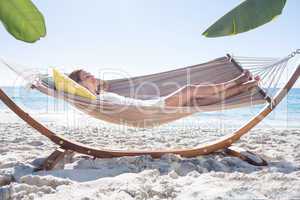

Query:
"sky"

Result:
[[0, 0, 300, 87]]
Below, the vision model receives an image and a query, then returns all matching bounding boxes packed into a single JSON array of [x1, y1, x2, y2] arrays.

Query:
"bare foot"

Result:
[[234, 70, 251, 85], [254, 75, 260, 81], [247, 70, 260, 82], [244, 69, 251, 80]]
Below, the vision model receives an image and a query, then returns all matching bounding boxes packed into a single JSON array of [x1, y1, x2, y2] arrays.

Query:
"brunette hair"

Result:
[[69, 69, 83, 83], [68, 69, 108, 93]]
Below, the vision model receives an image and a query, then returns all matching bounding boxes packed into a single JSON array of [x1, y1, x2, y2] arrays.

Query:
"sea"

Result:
[[0, 87, 299, 129]]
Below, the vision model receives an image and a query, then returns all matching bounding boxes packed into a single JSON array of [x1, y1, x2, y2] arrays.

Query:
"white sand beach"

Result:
[[0, 110, 300, 200]]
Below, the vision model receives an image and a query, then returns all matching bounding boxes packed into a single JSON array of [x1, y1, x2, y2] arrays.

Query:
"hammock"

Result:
[[31, 55, 269, 128], [0, 50, 299, 164]]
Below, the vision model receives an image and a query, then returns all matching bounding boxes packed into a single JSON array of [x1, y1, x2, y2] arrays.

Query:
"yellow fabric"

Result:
[[52, 68, 96, 100]]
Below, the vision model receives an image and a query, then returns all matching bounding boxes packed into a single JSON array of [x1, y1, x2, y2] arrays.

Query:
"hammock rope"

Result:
[[234, 49, 300, 100]]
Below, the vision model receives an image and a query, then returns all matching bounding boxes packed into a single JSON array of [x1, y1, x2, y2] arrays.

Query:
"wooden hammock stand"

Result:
[[1, 64, 299, 170]]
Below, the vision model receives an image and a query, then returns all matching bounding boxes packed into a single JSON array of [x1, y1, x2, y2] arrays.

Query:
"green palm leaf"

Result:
[[203, 0, 287, 38], [0, 0, 46, 43]]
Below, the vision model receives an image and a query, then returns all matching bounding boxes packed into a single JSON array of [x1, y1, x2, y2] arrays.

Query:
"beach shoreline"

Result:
[[0, 111, 300, 199]]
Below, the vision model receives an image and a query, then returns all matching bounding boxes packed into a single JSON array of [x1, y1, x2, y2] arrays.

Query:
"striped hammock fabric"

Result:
[[34, 55, 268, 128]]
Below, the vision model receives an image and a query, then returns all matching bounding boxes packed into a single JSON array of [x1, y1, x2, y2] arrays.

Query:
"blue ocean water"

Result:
[[0, 87, 299, 128]]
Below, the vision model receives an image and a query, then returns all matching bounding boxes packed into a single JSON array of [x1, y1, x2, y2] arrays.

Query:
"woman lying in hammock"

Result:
[[69, 69, 260, 107]]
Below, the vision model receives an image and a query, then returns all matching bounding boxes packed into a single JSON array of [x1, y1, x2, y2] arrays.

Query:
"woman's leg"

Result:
[[202, 69, 251, 90], [165, 80, 258, 107], [189, 80, 258, 106], [187, 70, 251, 97], [164, 70, 256, 107]]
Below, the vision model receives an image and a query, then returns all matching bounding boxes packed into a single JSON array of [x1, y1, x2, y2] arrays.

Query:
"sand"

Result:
[[0, 111, 300, 200]]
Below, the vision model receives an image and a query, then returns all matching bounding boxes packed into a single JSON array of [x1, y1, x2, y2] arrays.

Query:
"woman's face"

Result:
[[78, 70, 97, 93]]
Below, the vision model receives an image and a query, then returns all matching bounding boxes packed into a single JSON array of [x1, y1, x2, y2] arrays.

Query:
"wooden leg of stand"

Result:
[[38, 148, 74, 171], [223, 146, 268, 166]]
